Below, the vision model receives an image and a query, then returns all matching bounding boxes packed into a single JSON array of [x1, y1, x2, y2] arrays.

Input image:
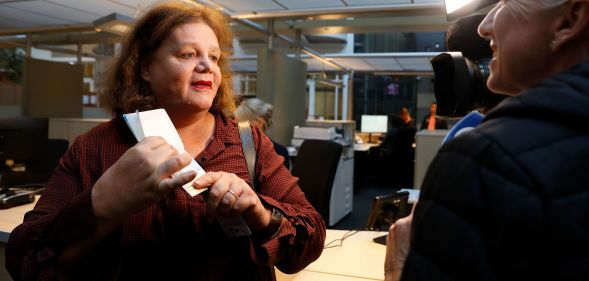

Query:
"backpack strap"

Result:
[[238, 121, 257, 191]]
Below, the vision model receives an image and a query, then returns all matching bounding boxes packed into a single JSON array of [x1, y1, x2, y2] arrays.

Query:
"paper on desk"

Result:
[[123, 109, 206, 196]]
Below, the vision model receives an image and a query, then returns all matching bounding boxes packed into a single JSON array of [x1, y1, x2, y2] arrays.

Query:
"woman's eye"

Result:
[[210, 55, 219, 63], [180, 52, 195, 59]]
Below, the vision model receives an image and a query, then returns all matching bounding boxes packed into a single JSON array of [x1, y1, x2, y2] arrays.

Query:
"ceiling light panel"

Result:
[[0, 12, 37, 28], [413, 0, 443, 3], [274, 0, 343, 9], [0, 2, 77, 26], [213, 0, 286, 12], [113, 0, 161, 9], [5, 0, 100, 23], [48, 0, 142, 18], [345, 0, 411, 5]]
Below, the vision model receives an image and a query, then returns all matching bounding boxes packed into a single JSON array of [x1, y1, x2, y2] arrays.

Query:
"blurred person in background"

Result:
[[235, 97, 290, 169]]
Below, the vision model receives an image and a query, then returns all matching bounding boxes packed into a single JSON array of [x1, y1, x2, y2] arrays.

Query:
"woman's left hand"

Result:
[[193, 171, 271, 231]]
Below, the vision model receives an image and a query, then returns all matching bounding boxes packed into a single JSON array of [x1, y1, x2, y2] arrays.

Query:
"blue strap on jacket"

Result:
[[442, 111, 485, 145]]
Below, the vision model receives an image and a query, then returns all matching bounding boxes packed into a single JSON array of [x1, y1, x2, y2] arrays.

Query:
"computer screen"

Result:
[[360, 115, 388, 133], [0, 117, 49, 186]]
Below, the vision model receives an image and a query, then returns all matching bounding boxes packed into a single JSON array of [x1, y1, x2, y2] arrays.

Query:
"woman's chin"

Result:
[[188, 100, 214, 111]]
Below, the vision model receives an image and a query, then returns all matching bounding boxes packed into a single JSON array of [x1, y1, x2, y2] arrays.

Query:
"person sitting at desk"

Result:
[[420, 102, 448, 130], [5, 2, 325, 281], [386, 1, 589, 280]]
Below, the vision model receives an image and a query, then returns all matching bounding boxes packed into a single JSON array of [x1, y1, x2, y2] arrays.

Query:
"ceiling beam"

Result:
[[0, 24, 94, 36], [229, 3, 445, 20], [235, 18, 350, 72]]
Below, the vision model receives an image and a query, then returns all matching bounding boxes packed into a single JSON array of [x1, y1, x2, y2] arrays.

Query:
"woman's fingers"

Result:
[[156, 170, 197, 200], [196, 172, 254, 217]]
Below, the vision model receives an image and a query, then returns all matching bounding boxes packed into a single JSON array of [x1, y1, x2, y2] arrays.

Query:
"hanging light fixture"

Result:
[[93, 13, 134, 35]]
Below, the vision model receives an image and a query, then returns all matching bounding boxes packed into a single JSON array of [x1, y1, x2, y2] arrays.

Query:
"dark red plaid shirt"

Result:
[[6, 112, 325, 281]]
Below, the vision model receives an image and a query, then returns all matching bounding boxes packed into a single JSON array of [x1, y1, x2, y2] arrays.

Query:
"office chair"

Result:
[[376, 128, 416, 187], [291, 139, 342, 223], [45, 138, 69, 178]]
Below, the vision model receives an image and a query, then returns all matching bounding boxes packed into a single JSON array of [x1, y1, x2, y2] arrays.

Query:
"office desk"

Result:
[[0, 196, 38, 243], [353, 143, 380, 152], [0, 201, 386, 280], [277, 229, 387, 281]]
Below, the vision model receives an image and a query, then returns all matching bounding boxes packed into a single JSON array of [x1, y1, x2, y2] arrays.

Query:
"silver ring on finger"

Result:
[[227, 189, 239, 201]]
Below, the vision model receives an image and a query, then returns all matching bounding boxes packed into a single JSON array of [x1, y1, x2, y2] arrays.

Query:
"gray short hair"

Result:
[[510, 0, 568, 17], [235, 98, 274, 130]]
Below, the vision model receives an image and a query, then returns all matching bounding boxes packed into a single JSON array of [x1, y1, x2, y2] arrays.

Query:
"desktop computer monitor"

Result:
[[0, 117, 49, 187], [361, 115, 388, 143]]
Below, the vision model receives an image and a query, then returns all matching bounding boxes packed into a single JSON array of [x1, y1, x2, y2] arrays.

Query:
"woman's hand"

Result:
[[384, 208, 414, 281], [92, 136, 196, 227], [193, 172, 271, 231]]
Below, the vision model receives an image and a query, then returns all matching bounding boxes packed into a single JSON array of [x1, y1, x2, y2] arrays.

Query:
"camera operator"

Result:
[[431, 14, 508, 119], [385, 1, 589, 280]]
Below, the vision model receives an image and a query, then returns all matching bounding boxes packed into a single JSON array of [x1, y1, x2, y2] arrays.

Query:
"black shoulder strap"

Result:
[[238, 121, 257, 190]]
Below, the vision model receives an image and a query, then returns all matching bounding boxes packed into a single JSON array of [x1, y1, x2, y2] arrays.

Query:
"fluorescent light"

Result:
[[93, 13, 134, 35], [444, 0, 498, 21], [445, 0, 475, 14]]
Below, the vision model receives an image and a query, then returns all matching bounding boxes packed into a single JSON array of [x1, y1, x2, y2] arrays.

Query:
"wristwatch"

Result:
[[255, 207, 283, 240]]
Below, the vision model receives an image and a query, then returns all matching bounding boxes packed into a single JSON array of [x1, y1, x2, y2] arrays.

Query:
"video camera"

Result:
[[431, 0, 504, 118], [431, 52, 505, 118]]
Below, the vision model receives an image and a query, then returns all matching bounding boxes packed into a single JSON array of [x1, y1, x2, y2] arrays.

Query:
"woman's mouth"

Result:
[[191, 80, 212, 89]]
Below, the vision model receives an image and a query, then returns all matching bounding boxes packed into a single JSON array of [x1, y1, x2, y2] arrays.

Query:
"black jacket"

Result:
[[402, 60, 589, 281]]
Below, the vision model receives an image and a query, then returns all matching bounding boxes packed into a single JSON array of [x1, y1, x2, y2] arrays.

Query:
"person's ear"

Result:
[[140, 63, 152, 82], [551, 0, 589, 51]]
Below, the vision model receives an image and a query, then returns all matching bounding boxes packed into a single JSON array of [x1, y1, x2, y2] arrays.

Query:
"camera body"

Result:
[[431, 52, 505, 118]]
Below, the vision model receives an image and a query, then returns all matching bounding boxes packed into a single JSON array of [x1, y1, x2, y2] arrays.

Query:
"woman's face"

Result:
[[142, 21, 222, 113], [478, 1, 557, 95]]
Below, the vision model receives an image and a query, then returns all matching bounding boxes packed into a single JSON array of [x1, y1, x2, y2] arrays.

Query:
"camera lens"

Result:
[[431, 52, 504, 118]]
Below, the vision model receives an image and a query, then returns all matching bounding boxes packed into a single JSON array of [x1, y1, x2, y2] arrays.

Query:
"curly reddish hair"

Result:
[[100, 2, 235, 116]]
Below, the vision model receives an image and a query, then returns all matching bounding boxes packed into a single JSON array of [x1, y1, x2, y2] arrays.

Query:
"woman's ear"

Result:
[[140, 63, 151, 82], [551, 0, 589, 50]]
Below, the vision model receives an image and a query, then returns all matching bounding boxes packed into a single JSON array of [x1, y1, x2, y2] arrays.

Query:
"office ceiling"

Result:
[[0, 0, 450, 73]]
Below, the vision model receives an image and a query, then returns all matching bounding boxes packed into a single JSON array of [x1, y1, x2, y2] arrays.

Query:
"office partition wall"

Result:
[[23, 58, 83, 118], [256, 48, 307, 145]]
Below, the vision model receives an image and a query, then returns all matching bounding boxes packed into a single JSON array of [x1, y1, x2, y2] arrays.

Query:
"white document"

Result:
[[123, 109, 251, 237], [123, 109, 206, 196]]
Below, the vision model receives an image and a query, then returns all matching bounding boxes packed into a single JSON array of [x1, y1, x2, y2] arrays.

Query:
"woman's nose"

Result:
[[195, 56, 212, 73]]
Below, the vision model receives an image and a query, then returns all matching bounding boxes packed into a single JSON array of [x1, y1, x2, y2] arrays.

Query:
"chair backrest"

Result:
[[291, 139, 342, 222], [43, 139, 69, 181]]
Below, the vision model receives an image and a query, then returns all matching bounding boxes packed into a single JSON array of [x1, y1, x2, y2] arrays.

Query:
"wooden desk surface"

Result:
[[0, 196, 38, 243], [277, 229, 387, 281]]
